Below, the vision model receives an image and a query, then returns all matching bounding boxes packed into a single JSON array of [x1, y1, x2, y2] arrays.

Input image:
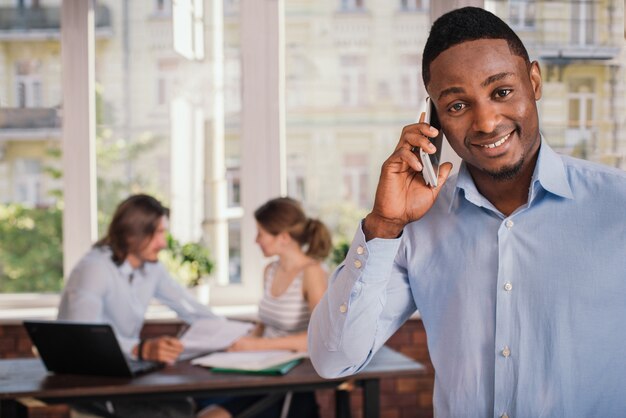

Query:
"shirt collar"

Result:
[[449, 137, 574, 213], [118, 260, 134, 278]]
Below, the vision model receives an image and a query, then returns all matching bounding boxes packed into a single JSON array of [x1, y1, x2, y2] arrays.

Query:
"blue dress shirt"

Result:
[[58, 246, 219, 355], [309, 140, 626, 418]]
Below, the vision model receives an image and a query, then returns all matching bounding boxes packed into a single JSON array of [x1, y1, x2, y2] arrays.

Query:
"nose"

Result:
[[471, 101, 499, 134]]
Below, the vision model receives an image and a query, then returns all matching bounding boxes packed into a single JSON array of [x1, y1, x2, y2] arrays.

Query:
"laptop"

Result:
[[23, 320, 163, 378]]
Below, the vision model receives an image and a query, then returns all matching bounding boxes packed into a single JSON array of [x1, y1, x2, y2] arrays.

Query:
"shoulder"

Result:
[[70, 247, 115, 278], [65, 247, 116, 291], [561, 155, 626, 198], [302, 261, 327, 283]]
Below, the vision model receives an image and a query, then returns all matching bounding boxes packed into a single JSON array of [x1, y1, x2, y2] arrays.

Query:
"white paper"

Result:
[[180, 318, 254, 356], [191, 350, 308, 371]]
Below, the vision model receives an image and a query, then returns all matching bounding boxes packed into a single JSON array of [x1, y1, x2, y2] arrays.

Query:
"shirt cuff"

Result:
[[340, 221, 402, 284]]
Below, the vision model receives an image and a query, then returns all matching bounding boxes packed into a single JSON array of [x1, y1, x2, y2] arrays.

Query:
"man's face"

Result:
[[134, 216, 168, 263], [426, 39, 542, 182]]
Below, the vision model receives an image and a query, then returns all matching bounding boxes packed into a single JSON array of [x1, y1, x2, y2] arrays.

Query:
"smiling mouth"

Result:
[[478, 132, 512, 149]]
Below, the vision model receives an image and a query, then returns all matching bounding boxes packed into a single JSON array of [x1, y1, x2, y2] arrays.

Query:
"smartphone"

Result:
[[420, 97, 444, 188]]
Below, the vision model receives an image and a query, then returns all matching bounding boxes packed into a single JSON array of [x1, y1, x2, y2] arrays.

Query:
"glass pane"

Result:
[[284, 3, 428, 250], [93, 1, 238, 292], [0, 4, 64, 292], [223, 1, 243, 285]]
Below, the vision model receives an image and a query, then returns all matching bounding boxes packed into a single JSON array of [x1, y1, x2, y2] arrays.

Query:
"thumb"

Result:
[[436, 162, 454, 187]]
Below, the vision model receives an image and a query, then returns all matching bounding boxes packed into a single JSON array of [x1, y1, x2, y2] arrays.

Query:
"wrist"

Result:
[[363, 213, 405, 240], [137, 339, 146, 360]]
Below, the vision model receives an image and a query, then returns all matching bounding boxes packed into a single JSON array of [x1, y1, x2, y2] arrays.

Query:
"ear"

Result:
[[277, 231, 291, 244], [529, 61, 542, 101]]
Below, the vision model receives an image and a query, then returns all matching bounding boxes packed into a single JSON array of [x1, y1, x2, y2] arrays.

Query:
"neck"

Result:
[[126, 254, 142, 269], [277, 248, 309, 271], [469, 153, 539, 217]]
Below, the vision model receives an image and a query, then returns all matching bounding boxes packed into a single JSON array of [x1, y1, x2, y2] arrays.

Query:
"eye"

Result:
[[449, 103, 466, 113], [495, 88, 512, 98]]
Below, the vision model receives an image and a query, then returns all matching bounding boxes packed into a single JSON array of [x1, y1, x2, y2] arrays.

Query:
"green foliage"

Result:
[[160, 234, 214, 287], [0, 204, 63, 292], [330, 240, 351, 267]]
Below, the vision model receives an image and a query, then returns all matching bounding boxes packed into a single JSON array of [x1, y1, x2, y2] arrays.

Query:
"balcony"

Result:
[[0, 4, 112, 40], [0, 108, 61, 141]]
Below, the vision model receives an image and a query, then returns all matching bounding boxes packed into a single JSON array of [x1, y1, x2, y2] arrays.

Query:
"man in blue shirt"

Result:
[[58, 194, 219, 417], [308, 7, 626, 418], [59, 194, 219, 363]]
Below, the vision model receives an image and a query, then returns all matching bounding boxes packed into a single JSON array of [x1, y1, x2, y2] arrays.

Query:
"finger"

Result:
[[434, 162, 454, 190], [393, 147, 423, 173], [164, 337, 184, 351], [395, 126, 440, 153]]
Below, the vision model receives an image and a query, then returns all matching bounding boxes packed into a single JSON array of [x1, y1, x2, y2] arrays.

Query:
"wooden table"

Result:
[[0, 346, 425, 418]]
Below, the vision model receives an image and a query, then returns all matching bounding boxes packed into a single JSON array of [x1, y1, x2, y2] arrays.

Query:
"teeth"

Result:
[[481, 133, 511, 149]]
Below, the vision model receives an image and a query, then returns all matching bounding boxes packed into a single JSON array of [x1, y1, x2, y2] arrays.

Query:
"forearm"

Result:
[[308, 223, 414, 378], [259, 333, 308, 352]]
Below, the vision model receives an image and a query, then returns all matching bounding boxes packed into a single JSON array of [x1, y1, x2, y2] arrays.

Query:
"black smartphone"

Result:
[[420, 97, 444, 187]]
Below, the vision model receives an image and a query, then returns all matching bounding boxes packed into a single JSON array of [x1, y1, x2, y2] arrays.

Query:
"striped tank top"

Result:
[[258, 261, 311, 339]]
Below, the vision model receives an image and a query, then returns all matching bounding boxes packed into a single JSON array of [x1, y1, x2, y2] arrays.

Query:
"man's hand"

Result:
[[139, 336, 184, 364], [365, 113, 453, 240]]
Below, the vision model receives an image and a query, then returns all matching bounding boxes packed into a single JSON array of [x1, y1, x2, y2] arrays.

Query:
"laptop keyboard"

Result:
[[127, 358, 161, 374]]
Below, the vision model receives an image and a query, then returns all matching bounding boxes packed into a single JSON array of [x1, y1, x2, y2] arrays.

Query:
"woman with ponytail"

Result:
[[198, 197, 331, 418]]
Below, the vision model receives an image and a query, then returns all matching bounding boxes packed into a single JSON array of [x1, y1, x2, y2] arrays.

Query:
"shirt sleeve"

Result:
[[57, 254, 108, 322], [308, 221, 417, 378], [153, 264, 222, 323]]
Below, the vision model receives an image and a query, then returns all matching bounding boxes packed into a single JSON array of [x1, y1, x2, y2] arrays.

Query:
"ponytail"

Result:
[[303, 218, 332, 260]]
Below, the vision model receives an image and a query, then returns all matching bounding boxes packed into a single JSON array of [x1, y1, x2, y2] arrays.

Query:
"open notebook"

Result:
[[191, 350, 307, 375]]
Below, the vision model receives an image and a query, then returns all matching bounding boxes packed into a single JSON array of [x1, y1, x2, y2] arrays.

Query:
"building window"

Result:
[[571, 0, 594, 45], [287, 153, 306, 202], [400, 0, 429, 12], [156, 59, 178, 106], [173, 0, 205, 60], [566, 78, 595, 151], [155, 0, 172, 15], [15, 60, 43, 108], [509, 0, 536, 29], [13, 158, 42, 207], [340, 56, 367, 106], [399, 54, 421, 107], [226, 165, 241, 208], [568, 78, 595, 130], [340, 0, 365, 12], [343, 153, 369, 208]]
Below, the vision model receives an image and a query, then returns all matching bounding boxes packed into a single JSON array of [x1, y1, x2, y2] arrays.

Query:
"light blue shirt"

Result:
[[309, 141, 626, 418], [58, 246, 219, 355]]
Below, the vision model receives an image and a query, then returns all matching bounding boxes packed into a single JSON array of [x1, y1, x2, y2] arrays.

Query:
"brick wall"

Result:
[[0, 319, 434, 418]]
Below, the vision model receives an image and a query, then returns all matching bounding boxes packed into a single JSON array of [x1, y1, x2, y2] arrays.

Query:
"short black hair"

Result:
[[422, 7, 530, 87]]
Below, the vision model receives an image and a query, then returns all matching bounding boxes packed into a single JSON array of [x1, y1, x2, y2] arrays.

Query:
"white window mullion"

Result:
[[60, 0, 98, 278]]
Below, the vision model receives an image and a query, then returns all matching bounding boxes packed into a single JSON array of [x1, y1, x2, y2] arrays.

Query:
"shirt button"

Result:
[[504, 282, 513, 292], [505, 219, 514, 229], [502, 346, 511, 358], [339, 303, 348, 313], [356, 246, 365, 255], [353, 259, 362, 269], [501, 414, 509, 418]]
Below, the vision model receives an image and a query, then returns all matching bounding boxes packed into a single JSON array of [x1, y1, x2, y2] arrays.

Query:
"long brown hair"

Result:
[[254, 197, 332, 260], [95, 194, 169, 264]]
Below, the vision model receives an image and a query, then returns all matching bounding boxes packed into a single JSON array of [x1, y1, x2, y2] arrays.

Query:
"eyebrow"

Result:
[[437, 72, 516, 101], [481, 72, 515, 88]]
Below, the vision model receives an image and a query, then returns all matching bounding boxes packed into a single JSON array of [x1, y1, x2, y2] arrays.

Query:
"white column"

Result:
[[202, 0, 229, 292], [240, 0, 285, 297], [209, 0, 285, 305], [61, 0, 97, 277]]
